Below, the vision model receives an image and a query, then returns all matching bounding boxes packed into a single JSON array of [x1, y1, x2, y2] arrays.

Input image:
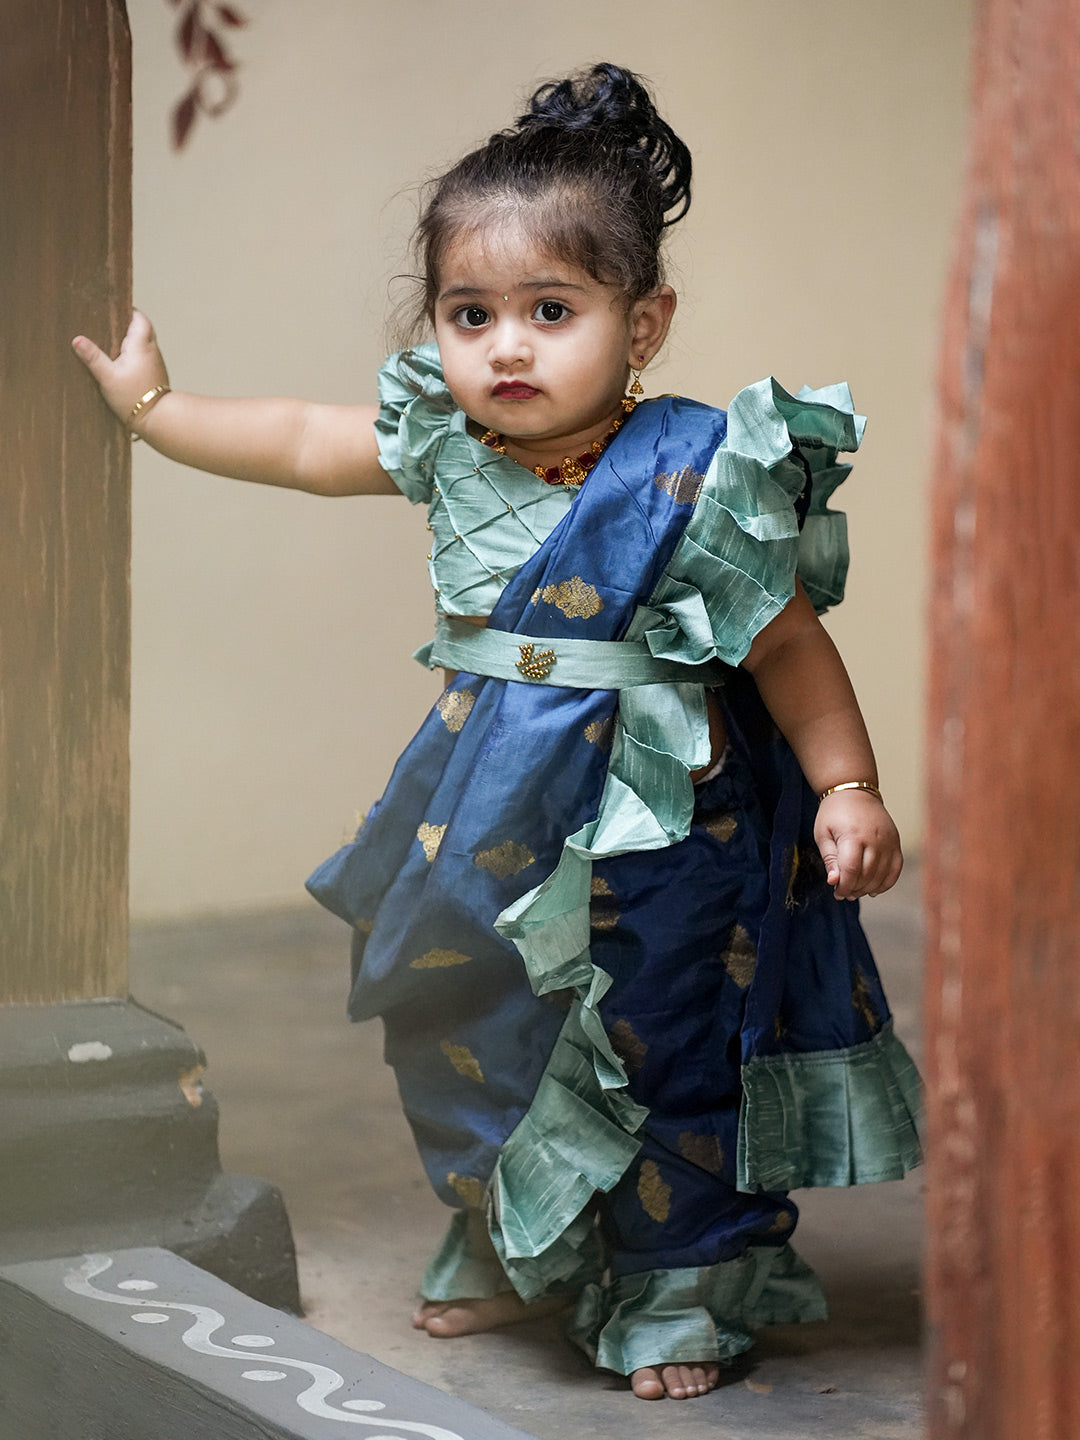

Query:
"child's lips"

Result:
[[492, 382, 540, 399]]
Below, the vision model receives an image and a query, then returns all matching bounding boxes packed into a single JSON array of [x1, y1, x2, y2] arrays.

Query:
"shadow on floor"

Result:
[[130, 872, 924, 1440]]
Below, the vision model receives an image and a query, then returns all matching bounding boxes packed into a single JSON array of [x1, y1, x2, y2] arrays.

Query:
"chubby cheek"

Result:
[[441, 371, 481, 420], [432, 345, 472, 411]]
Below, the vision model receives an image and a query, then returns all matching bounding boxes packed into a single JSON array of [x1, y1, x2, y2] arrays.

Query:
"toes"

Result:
[[630, 1367, 665, 1400], [665, 1365, 692, 1398], [639, 1365, 722, 1399], [678, 1362, 719, 1395], [631, 1362, 720, 1400], [416, 1302, 472, 1337], [689, 1363, 719, 1395], [411, 1301, 449, 1331]]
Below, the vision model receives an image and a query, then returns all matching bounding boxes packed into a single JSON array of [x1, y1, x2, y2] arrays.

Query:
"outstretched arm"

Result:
[[742, 582, 903, 900], [72, 312, 398, 497]]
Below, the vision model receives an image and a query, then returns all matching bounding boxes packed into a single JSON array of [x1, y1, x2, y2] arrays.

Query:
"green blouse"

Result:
[[374, 344, 857, 663]]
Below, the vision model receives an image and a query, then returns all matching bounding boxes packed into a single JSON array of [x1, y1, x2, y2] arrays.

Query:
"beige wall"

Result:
[[128, 0, 972, 917]]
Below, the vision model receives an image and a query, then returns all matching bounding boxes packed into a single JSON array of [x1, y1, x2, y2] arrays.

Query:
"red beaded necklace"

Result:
[[480, 396, 637, 487]]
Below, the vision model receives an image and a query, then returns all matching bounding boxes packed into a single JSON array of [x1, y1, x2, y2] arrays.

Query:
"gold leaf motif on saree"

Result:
[[354, 918, 374, 936], [851, 970, 879, 1029], [653, 466, 704, 506], [417, 821, 447, 863], [440, 1040, 485, 1084], [678, 1130, 725, 1174], [447, 1172, 486, 1208], [474, 839, 535, 879], [589, 877, 621, 932], [583, 716, 614, 750], [721, 923, 757, 989], [608, 1018, 648, 1075], [703, 811, 738, 843], [538, 576, 604, 619], [436, 688, 476, 734], [637, 1159, 672, 1223], [411, 948, 472, 969]]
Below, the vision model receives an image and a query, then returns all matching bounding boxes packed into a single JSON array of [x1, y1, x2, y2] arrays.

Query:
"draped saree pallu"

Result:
[[306, 367, 922, 1373]]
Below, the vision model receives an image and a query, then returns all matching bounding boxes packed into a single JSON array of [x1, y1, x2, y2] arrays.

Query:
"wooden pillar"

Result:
[[0, 2, 298, 1311], [1, 1, 131, 1003], [925, 2, 1080, 1436]]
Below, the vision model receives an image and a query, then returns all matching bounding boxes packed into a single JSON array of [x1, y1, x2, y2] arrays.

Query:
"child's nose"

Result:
[[488, 317, 532, 368]]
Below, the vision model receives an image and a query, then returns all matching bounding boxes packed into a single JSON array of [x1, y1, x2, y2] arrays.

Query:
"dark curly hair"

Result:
[[403, 63, 692, 337]]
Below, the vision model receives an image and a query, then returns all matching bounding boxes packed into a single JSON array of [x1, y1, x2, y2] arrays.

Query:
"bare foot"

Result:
[[412, 1291, 570, 1337], [631, 1361, 720, 1400]]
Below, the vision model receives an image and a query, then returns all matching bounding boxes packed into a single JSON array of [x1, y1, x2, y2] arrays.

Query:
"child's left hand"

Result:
[[814, 791, 902, 900]]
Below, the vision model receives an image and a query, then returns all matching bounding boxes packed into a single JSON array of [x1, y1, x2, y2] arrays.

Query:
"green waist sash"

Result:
[[418, 614, 727, 689]]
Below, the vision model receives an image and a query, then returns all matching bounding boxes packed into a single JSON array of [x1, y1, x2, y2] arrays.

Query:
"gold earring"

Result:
[[624, 357, 646, 411]]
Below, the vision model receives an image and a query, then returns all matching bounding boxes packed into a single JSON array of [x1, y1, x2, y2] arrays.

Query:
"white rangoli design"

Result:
[[63, 1255, 467, 1440]]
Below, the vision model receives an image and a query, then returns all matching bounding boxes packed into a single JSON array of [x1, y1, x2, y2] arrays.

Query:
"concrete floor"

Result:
[[130, 873, 924, 1440]]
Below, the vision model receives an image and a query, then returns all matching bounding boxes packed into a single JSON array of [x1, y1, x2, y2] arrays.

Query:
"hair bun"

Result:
[[517, 62, 691, 226]]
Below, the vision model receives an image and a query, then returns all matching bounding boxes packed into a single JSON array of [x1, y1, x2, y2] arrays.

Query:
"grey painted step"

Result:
[[0, 998, 299, 1310], [0, 1247, 538, 1440]]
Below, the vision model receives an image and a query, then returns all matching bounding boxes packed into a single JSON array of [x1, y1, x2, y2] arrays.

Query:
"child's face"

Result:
[[433, 221, 642, 456]]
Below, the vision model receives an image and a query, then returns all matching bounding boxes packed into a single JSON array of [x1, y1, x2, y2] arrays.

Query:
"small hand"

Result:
[[72, 310, 169, 426], [814, 791, 902, 900]]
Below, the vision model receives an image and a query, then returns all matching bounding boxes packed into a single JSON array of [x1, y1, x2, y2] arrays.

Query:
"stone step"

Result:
[[0, 999, 298, 1311], [0, 1247, 537, 1440]]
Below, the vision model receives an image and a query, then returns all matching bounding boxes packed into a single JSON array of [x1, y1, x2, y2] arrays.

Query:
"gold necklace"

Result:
[[480, 397, 637, 487]]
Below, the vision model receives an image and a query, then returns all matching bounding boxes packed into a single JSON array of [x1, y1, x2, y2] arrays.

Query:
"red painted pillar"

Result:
[[926, 2, 1080, 1437]]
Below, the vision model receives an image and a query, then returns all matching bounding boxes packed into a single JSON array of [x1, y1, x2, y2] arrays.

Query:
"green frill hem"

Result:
[[568, 1245, 828, 1374], [738, 1020, 923, 1192], [487, 1003, 647, 1302], [421, 1005, 649, 1304], [421, 1209, 519, 1301], [422, 1206, 606, 1304]]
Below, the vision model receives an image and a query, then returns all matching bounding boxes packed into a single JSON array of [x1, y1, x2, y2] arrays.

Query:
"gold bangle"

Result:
[[128, 384, 170, 439], [818, 780, 883, 803]]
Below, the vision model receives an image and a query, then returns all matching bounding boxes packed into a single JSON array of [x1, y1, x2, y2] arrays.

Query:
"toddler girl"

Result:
[[74, 62, 920, 1404]]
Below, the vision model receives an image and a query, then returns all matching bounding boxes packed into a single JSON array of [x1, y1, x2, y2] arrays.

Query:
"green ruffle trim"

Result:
[[486, 1002, 648, 1302], [738, 1020, 923, 1192], [489, 687, 708, 1296], [421, 1008, 640, 1303], [569, 1245, 827, 1374], [485, 378, 871, 1299]]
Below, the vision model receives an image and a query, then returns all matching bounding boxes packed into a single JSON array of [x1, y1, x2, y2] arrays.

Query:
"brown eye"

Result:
[[535, 300, 568, 323], [457, 306, 489, 329]]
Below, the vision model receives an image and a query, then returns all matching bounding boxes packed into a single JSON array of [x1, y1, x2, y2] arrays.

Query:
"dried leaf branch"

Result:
[[168, 0, 249, 150]]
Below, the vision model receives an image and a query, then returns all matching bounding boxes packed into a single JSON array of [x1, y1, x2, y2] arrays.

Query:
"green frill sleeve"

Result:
[[633, 376, 864, 672], [373, 343, 455, 504], [373, 345, 577, 620]]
